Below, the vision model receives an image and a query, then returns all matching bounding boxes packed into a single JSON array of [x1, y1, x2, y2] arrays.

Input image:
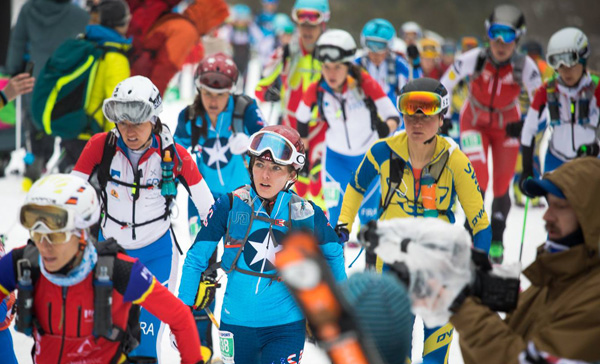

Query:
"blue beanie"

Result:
[[340, 272, 413, 364]]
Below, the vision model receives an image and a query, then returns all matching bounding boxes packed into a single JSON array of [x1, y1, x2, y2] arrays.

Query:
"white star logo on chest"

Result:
[[204, 138, 230, 166], [248, 232, 282, 266]]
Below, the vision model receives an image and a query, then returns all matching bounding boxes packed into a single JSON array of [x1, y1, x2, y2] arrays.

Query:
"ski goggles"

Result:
[[103, 99, 160, 124], [315, 45, 355, 63], [487, 24, 518, 43], [248, 131, 305, 168], [547, 51, 581, 69], [292, 9, 325, 25], [365, 38, 389, 53], [20, 204, 75, 234], [397, 91, 449, 116]]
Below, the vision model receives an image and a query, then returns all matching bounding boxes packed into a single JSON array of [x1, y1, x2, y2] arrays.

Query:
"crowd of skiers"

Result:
[[0, 0, 599, 363]]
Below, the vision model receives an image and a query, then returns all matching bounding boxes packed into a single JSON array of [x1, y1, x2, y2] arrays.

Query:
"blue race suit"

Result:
[[178, 186, 346, 364]]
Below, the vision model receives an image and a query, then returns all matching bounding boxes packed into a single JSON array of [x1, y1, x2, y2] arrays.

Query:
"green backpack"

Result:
[[32, 37, 110, 139]]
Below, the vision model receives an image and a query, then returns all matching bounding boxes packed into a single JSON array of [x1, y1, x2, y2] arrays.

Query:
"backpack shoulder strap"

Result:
[[472, 48, 488, 80], [185, 105, 203, 150], [232, 94, 253, 134], [387, 55, 399, 94], [97, 130, 118, 191], [380, 151, 406, 213], [14, 242, 41, 335], [427, 151, 450, 183], [512, 52, 526, 89], [315, 81, 329, 124], [546, 76, 561, 123]]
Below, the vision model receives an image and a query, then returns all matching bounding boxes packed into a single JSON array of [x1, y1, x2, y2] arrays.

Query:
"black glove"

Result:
[[375, 120, 391, 138], [577, 143, 600, 157], [519, 143, 535, 197], [193, 274, 220, 310], [449, 249, 520, 313], [505, 120, 524, 138], [439, 118, 453, 136], [334, 223, 350, 243], [406, 44, 420, 65], [264, 83, 281, 102]]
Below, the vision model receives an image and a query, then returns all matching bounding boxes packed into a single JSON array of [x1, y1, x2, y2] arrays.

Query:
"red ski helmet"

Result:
[[195, 53, 239, 93]]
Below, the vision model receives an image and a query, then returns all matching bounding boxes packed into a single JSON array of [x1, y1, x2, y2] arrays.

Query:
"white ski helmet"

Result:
[[315, 29, 357, 63], [21, 174, 101, 233], [103, 75, 163, 124], [401, 21, 422, 40], [546, 27, 590, 69]]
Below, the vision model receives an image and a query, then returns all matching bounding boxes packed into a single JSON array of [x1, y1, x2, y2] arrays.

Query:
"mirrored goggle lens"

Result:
[[398, 92, 447, 116], [30, 231, 73, 245], [317, 46, 343, 62], [20, 204, 70, 231], [103, 99, 155, 124], [293, 9, 323, 24], [488, 24, 517, 43], [249, 132, 294, 163], [547, 51, 579, 69], [365, 39, 388, 53]]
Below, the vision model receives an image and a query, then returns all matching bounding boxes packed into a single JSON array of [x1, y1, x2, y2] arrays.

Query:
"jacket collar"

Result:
[[387, 132, 458, 166], [85, 24, 132, 50], [524, 243, 600, 287]]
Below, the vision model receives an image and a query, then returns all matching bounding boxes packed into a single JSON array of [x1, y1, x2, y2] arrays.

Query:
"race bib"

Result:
[[219, 330, 235, 364]]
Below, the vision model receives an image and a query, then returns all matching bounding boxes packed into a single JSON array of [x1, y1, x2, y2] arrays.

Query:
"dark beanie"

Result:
[[97, 0, 130, 28], [340, 272, 414, 364]]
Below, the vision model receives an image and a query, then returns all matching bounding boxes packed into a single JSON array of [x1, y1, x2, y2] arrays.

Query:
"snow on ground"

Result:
[[3, 58, 548, 363]]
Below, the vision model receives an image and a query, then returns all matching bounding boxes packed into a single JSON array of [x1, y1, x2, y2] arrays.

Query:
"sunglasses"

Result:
[[30, 231, 77, 245], [397, 91, 449, 116]]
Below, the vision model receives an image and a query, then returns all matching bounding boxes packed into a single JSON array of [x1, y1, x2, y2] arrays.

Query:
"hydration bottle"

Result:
[[93, 265, 113, 337], [421, 169, 438, 218], [161, 150, 177, 198]]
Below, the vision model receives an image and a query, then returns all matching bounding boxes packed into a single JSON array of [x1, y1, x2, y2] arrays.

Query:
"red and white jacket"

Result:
[[521, 73, 600, 161], [72, 131, 214, 249], [0, 247, 202, 364], [295, 71, 399, 156], [441, 47, 542, 128]]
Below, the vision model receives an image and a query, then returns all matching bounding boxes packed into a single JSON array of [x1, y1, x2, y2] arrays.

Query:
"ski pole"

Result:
[[15, 95, 22, 150], [204, 306, 219, 329], [518, 196, 530, 263]]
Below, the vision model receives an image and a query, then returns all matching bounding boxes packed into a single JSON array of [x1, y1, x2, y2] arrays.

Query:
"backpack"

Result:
[[14, 239, 141, 355], [31, 37, 115, 139]]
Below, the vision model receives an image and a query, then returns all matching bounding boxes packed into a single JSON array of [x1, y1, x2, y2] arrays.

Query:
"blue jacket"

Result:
[[174, 96, 264, 199], [178, 186, 346, 327]]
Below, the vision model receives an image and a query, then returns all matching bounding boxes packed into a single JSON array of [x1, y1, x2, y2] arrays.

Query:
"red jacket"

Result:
[[130, 0, 229, 94], [0, 245, 203, 364]]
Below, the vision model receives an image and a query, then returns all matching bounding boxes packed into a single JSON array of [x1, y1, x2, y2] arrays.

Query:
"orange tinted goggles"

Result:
[[397, 91, 449, 116]]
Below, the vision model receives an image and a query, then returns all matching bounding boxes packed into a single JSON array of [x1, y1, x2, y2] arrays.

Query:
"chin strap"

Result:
[[424, 135, 436, 144]]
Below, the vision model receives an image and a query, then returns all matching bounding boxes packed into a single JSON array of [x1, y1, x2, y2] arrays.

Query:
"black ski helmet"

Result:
[[398, 78, 449, 116], [485, 5, 526, 40]]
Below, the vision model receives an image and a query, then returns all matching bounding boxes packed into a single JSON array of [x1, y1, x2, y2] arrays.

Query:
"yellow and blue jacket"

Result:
[[339, 132, 491, 252]]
